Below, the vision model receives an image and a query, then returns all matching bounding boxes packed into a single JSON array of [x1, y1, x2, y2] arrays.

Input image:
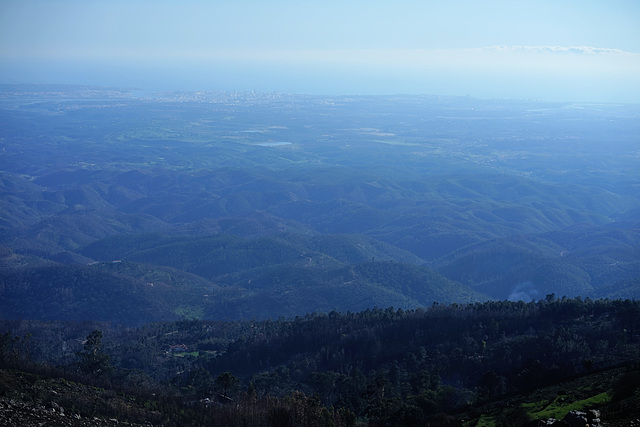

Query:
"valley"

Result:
[[1, 85, 638, 323]]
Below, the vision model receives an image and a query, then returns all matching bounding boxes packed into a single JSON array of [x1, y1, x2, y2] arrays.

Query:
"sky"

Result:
[[1, 0, 639, 102]]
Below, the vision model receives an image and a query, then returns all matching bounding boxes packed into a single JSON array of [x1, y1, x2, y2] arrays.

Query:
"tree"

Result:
[[215, 371, 240, 398], [189, 368, 214, 398], [0, 332, 12, 363], [497, 406, 531, 426], [479, 370, 505, 403], [77, 330, 112, 376]]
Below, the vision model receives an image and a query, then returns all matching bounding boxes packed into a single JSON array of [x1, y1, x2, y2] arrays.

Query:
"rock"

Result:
[[563, 411, 588, 427], [547, 419, 569, 426], [526, 419, 564, 426]]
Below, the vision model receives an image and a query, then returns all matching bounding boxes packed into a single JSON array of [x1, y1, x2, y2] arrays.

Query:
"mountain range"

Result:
[[1, 86, 638, 324]]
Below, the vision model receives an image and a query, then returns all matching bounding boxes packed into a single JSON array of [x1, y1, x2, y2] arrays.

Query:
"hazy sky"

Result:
[[1, 0, 639, 102]]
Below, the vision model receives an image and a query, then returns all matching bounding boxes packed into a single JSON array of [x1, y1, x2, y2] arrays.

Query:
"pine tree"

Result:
[[77, 330, 112, 376]]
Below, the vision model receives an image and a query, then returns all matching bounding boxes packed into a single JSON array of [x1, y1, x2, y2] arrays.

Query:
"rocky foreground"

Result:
[[0, 369, 155, 426], [2, 367, 639, 426]]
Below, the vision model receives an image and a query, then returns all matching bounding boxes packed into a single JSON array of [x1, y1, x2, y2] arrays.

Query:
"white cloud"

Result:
[[482, 45, 639, 56]]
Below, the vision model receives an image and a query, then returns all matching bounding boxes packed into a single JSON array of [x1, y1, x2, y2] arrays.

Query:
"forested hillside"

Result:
[[2, 298, 639, 426], [1, 86, 639, 324]]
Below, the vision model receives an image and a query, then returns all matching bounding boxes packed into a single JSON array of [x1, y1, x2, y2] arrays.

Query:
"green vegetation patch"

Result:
[[174, 351, 199, 357], [528, 391, 611, 420], [467, 414, 497, 427], [521, 399, 549, 414], [174, 306, 204, 320]]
